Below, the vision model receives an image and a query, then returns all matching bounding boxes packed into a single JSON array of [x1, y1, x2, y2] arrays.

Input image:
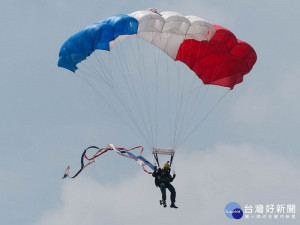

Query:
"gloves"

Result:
[[173, 174, 176, 179], [154, 166, 157, 171]]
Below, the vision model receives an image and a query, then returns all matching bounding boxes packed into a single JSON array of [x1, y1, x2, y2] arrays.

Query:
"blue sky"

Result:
[[1, 1, 300, 225]]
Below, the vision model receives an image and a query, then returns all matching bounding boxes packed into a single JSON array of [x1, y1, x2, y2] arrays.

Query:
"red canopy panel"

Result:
[[175, 25, 257, 89]]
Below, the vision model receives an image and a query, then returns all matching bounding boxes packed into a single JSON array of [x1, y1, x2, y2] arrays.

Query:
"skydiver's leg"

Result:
[[166, 183, 176, 203], [159, 183, 166, 201], [166, 183, 178, 208]]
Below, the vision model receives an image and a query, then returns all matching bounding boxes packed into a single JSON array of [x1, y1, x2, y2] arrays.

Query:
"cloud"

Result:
[[277, 70, 300, 103], [229, 88, 271, 125], [229, 65, 300, 130], [34, 143, 300, 225]]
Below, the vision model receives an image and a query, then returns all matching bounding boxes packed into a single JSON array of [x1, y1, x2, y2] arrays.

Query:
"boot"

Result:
[[160, 200, 167, 208], [170, 202, 178, 208]]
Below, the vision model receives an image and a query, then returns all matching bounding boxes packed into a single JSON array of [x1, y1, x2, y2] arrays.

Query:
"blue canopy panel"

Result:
[[58, 14, 138, 72]]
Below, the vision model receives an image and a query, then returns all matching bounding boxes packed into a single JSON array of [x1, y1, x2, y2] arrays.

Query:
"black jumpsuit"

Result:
[[152, 168, 176, 203]]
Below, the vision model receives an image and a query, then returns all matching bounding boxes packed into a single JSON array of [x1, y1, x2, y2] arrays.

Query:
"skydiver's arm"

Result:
[[169, 173, 176, 182], [152, 170, 158, 177]]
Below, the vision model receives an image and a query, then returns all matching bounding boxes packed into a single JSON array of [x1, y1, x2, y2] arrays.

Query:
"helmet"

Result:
[[163, 162, 170, 169]]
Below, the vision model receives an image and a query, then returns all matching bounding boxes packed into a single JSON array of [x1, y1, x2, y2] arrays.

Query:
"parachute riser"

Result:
[[152, 147, 175, 169]]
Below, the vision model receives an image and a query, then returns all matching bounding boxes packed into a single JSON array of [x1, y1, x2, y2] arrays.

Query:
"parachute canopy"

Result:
[[58, 10, 256, 89], [58, 9, 258, 156]]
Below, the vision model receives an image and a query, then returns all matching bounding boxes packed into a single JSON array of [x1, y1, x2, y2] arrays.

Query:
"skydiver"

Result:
[[152, 162, 178, 208]]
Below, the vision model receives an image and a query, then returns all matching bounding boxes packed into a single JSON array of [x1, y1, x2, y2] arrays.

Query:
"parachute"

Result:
[[58, 9, 257, 177], [58, 10, 256, 88]]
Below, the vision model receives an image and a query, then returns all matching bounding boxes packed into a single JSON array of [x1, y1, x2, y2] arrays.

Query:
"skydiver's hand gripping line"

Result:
[[62, 144, 155, 179]]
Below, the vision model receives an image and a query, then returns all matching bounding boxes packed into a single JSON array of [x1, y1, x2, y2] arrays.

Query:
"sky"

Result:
[[1, 0, 300, 225]]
